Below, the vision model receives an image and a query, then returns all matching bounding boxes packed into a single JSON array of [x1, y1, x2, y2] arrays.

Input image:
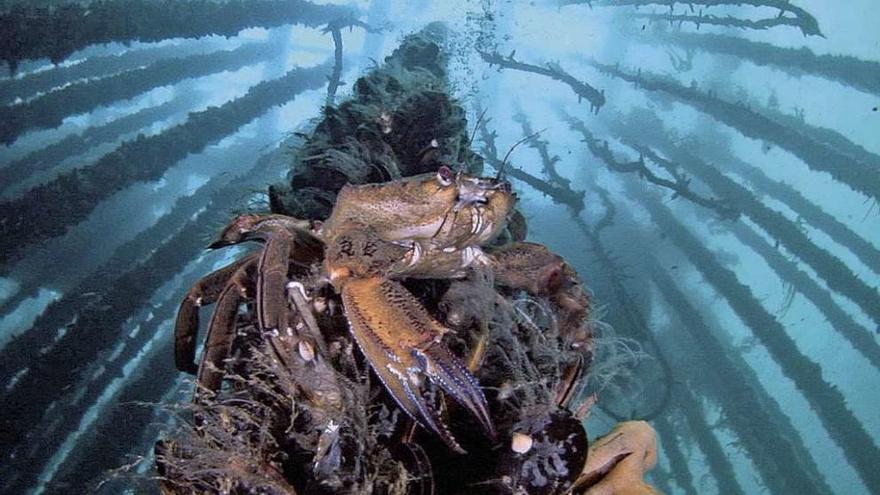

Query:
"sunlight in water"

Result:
[[0, 1, 877, 494]]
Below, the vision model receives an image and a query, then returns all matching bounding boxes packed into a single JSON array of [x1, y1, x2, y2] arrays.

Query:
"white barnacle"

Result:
[[378, 112, 393, 134], [298, 340, 315, 362], [406, 241, 423, 267], [498, 381, 514, 400], [286, 281, 311, 301], [329, 341, 342, 355], [407, 369, 424, 388], [312, 297, 328, 313], [511, 432, 534, 454]]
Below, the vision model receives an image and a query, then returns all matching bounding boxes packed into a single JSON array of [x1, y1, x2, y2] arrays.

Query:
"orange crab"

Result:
[[173, 165, 591, 452]]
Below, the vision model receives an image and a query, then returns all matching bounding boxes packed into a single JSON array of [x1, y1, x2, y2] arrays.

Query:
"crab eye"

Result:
[[436, 165, 454, 186]]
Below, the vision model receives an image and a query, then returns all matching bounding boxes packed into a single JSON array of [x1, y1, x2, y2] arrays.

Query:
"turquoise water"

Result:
[[0, 1, 878, 493]]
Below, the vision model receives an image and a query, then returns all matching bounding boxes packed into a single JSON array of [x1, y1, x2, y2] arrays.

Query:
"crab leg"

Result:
[[174, 252, 259, 375], [196, 259, 255, 397], [490, 242, 592, 345], [490, 242, 593, 408], [207, 214, 322, 336], [255, 231, 293, 335], [340, 276, 495, 453]]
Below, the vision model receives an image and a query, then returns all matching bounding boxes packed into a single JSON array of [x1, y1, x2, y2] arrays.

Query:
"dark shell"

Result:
[[496, 408, 589, 495]]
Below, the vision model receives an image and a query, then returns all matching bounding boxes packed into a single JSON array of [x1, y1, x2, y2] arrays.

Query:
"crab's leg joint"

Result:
[[255, 232, 294, 335], [174, 252, 259, 375], [195, 260, 256, 399]]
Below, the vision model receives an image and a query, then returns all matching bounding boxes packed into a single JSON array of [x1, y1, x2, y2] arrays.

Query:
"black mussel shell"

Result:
[[495, 407, 589, 495]]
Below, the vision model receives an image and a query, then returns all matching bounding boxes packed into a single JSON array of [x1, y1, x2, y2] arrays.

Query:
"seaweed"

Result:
[[155, 26, 599, 494], [651, 31, 880, 96], [479, 50, 606, 114], [566, 115, 837, 494], [606, 110, 880, 327], [0, 60, 332, 269], [0, 149, 288, 493], [562, 110, 739, 220], [630, 181, 880, 492], [585, 60, 880, 206], [0, 40, 282, 145], [0, 84, 202, 198], [0, 38, 219, 105], [0, 0, 356, 72], [563, 0, 822, 36], [693, 134, 880, 275], [512, 109, 572, 191], [478, 118, 585, 214]]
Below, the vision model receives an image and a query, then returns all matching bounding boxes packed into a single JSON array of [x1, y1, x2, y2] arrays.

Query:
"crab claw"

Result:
[[340, 277, 495, 452]]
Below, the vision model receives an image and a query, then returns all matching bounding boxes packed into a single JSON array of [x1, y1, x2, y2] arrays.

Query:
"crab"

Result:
[[173, 165, 592, 453]]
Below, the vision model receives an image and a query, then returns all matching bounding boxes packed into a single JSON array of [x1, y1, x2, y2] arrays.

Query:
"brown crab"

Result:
[[173, 165, 591, 452]]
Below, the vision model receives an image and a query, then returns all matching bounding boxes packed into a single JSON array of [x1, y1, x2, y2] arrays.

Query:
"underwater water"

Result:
[[0, 0, 878, 493]]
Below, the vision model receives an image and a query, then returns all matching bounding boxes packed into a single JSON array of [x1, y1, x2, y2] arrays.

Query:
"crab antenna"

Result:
[[468, 107, 490, 148], [496, 128, 546, 180]]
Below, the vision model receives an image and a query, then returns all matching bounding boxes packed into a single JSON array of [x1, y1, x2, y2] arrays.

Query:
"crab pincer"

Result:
[[340, 276, 496, 453]]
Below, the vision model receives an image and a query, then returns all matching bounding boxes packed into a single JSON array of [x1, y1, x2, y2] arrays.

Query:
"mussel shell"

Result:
[[416, 406, 588, 494], [493, 408, 589, 495]]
